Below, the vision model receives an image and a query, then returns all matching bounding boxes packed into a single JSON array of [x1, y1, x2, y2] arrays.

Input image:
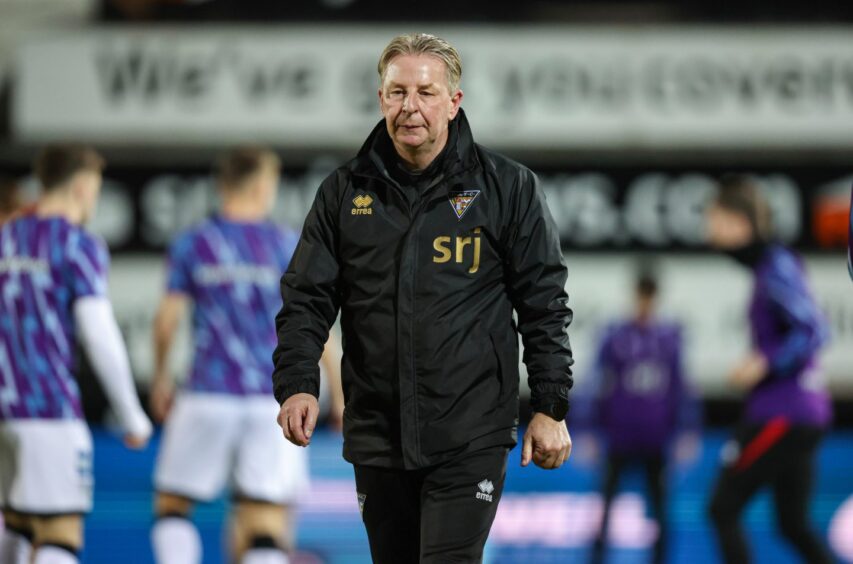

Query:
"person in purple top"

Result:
[[706, 175, 833, 564], [574, 269, 699, 564], [0, 145, 152, 564], [149, 147, 341, 564]]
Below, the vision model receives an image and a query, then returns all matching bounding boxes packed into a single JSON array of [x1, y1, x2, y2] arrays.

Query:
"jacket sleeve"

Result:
[[272, 172, 342, 405], [763, 262, 828, 379], [504, 167, 574, 418]]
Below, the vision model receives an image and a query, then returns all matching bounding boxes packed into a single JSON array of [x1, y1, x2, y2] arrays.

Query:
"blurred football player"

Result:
[[149, 147, 340, 564], [0, 145, 152, 564], [706, 175, 833, 564], [574, 268, 699, 564]]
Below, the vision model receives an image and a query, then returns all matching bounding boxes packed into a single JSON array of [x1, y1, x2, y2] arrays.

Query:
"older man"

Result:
[[273, 33, 574, 563]]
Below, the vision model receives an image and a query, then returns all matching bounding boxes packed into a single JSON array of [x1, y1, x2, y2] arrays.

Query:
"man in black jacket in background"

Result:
[[273, 33, 573, 563]]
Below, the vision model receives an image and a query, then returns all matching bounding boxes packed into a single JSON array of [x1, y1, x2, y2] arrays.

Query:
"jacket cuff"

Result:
[[530, 382, 571, 421], [273, 376, 320, 406]]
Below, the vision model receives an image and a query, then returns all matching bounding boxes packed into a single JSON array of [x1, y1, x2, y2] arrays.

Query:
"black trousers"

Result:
[[591, 452, 667, 564], [353, 446, 509, 564], [708, 420, 832, 564]]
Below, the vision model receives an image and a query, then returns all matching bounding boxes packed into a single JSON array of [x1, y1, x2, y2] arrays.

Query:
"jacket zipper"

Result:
[[352, 167, 471, 466], [370, 167, 424, 466], [409, 215, 420, 466], [407, 174, 449, 466]]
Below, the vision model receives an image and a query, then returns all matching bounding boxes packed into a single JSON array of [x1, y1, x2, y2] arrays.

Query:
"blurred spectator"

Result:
[[573, 266, 700, 564], [706, 175, 833, 564]]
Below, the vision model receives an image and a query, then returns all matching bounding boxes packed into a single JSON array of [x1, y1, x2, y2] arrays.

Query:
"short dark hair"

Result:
[[34, 144, 104, 192], [714, 174, 771, 240], [216, 147, 280, 190], [636, 270, 658, 298], [0, 177, 21, 216]]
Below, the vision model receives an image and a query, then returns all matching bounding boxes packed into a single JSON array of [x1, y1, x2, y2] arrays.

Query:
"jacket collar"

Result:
[[351, 108, 480, 183]]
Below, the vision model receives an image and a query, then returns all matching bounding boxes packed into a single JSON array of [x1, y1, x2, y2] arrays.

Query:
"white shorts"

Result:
[[0, 419, 93, 514], [154, 393, 308, 504]]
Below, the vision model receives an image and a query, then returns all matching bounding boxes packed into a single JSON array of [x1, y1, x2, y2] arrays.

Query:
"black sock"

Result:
[[249, 535, 280, 550], [5, 523, 34, 543]]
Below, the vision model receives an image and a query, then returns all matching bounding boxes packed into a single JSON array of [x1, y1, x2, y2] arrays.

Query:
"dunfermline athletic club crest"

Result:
[[449, 190, 481, 220]]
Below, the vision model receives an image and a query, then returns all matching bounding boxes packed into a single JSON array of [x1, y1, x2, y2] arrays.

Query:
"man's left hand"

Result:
[[521, 413, 572, 470]]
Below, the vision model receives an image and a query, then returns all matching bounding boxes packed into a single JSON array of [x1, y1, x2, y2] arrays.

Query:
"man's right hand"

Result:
[[521, 413, 572, 470], [149, 372, 175, 424], [278, 393, 320, 447]]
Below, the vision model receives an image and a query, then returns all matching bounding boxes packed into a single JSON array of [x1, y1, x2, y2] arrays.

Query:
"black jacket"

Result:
[[273, 110, 573, 469]]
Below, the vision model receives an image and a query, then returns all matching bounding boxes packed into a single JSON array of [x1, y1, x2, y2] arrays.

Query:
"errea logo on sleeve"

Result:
[[352, 194, 374, 215]]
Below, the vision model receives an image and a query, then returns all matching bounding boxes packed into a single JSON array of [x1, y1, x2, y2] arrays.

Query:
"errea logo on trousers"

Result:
[[352, 194, 373, 215], [476, 479, 494, 502]]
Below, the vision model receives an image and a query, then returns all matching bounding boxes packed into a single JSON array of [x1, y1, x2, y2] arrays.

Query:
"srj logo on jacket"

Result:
[[449, 190, 480, 219], [433, 228, 482, 274]]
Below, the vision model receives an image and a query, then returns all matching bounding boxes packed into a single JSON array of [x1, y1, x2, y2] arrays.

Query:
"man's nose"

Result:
[[403, 92, 419, 113]]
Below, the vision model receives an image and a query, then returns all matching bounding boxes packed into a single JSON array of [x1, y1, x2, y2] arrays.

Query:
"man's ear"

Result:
[[67, 174, 84, 201], [448, 89, 464, 120]]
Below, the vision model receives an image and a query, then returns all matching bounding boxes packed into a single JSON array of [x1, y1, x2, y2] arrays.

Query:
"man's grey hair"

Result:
[[378, 33, 462, 93]]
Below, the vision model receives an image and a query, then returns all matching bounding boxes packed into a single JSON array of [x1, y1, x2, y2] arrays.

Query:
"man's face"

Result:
[[379, 54, 463, 158], [72, 170, 102, 224], [706, 204, 753, 250], [635, 292, 656, 321]]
